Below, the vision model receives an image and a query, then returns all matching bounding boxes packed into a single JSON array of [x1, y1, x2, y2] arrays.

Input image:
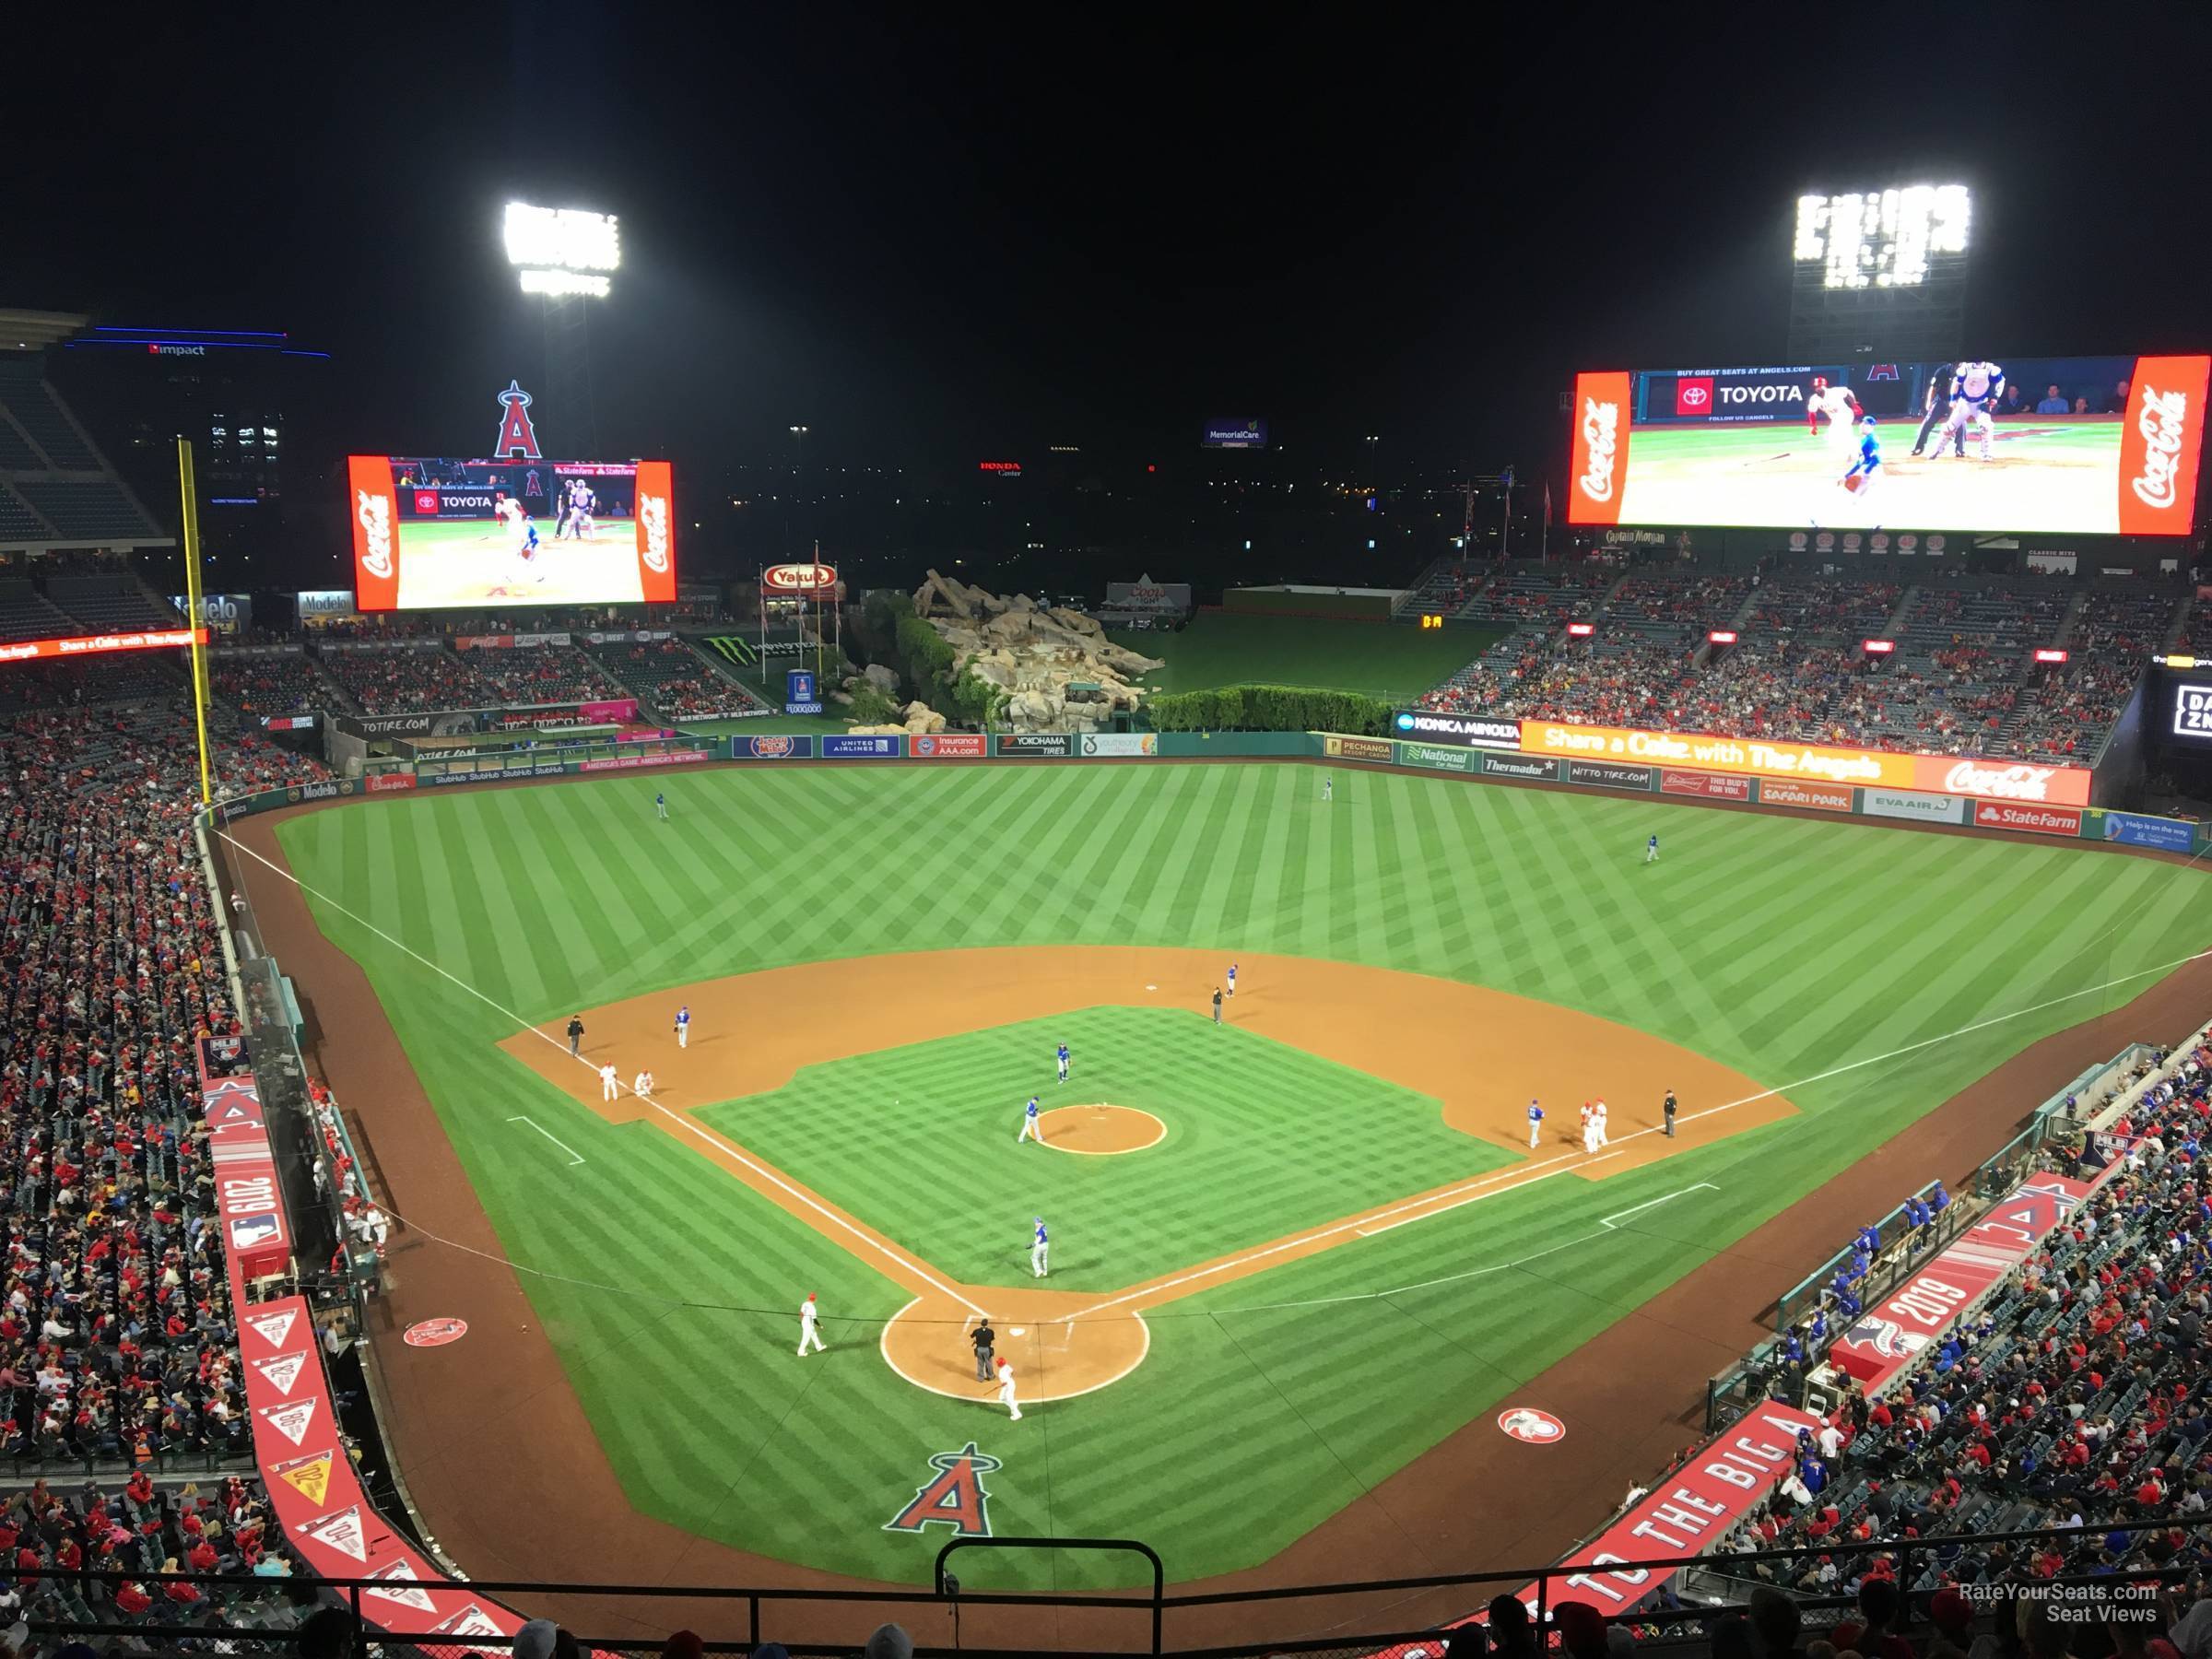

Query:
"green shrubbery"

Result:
[[1145, 686, 1393, 735], [841, 680, 902, 726]]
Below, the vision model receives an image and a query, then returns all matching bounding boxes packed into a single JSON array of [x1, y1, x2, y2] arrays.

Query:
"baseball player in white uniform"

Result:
[[1805, 376, 1864, 459], [633, 1069, 654, 1100], [675, 1006, 691, 1050], [993, 1358, 1021, 1419], [1933, 360, 2006, 460], [1017, 1096, 1043, 1145], [1581, 1103, 1601, 1156], [1593, 1100, 1609, 1149], [1527, 1100, 1544, 1149], [599, 1063, 618, 1102], [797, 1292, 824, 1356], [1030, 1217, 1049, 1278]]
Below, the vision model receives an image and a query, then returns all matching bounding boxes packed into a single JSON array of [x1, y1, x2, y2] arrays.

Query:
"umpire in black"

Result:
[[1663, 1088, 1678, 1137], [971, 1317, 996, 1382], [1911, 365, 1959, 458], [567, 1014, 585, 1057]]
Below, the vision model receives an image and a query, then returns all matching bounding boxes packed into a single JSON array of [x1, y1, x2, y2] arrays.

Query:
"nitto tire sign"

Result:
[[1393, 711, 1520, 750], [1564, 759, 1654, 791]]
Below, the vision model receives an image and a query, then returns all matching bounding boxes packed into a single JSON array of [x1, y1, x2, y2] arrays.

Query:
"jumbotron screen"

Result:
[[347, 456, 677, 610], [1566, 353, 2209, 536]]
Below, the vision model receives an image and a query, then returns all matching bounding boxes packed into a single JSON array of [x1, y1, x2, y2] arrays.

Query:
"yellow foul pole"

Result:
[[177, 438, 213, 806]]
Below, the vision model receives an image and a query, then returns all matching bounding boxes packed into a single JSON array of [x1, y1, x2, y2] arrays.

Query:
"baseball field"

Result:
[[229, 759, 2212, 1606]]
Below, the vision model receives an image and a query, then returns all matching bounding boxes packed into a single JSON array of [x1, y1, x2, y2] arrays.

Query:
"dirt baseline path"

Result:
[[495, 946, 1794, 1402], [220, 802, 2212, 1652]]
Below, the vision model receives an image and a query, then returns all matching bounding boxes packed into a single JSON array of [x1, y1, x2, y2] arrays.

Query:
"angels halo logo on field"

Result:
[[1496, 1406, 1566, 1443], [884, 1441, 1002, 1536], [403, 1318, 468, 1348]]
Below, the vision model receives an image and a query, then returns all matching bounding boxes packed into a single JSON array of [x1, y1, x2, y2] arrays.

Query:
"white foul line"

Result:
[[1603, 1182, 1718, 1229], [506, 1115, 586, 1166], [219, 829, 984, 1318], [225, 820, 2212, 1324]]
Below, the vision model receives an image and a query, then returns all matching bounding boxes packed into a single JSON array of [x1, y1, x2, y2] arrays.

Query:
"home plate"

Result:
[[1146, 984, 1157, 991], [1010, 1326, 1027, 1336]]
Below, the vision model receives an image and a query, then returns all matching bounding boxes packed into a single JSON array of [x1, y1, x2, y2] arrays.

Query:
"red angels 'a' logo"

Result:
[[884, 1442, 1002, 1536], [1497, 1407, 1566, 1443], [494, 381, 543, 460]]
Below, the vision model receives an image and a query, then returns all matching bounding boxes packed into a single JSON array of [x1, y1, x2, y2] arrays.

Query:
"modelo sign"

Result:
[[761, 563, 839, 593]]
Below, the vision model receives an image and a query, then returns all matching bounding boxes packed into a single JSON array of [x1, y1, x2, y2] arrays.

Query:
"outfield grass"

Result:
[[698, 1007, 1514, 1288], [273, 764, 2212, 1585], [1109, 612, 1504, 701]]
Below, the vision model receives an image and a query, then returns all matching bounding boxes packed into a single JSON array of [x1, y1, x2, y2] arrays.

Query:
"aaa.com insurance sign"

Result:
[[1518, 720, 2091, 806]]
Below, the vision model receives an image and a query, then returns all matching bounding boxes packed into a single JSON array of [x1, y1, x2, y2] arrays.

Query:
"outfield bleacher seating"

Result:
[[0, 358, 97, 469], [10, 483, 161, 543]]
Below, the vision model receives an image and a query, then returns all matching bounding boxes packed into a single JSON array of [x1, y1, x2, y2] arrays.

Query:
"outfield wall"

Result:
[[215, 725, 2209, 857]]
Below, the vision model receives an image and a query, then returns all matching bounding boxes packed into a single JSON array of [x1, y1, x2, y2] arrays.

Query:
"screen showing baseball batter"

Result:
[[1566, 353, 2209, 536], [347, 455, 677, 610]]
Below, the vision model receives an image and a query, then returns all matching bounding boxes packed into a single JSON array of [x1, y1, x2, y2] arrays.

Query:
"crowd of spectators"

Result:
[[1418, 574, 2176, 763], [457, 644, 626, 708], [206, 653, 333, 721], [316, 647, 493, 714], [586, 638, 764, 719]]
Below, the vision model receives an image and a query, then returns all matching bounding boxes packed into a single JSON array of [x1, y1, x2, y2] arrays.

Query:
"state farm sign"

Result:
[[761, 562, 839, 592], [1972, 802, 2083, 837]]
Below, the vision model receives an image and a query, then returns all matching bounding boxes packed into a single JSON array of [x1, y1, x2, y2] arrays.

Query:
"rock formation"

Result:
[[911, 571, 1163, 733]]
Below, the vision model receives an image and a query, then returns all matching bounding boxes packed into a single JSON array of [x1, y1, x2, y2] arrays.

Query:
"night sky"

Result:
[[7, 8, 2208, 482]]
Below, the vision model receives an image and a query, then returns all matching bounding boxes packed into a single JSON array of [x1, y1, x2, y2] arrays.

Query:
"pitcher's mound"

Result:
[[1040, 1103, 1165, 1155]]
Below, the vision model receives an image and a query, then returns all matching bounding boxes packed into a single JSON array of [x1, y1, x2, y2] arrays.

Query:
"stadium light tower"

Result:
[[502, 201, 619, 456]]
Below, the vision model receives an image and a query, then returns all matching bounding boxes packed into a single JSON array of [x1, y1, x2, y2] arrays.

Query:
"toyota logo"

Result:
[[1680, 385, 1709, 408]]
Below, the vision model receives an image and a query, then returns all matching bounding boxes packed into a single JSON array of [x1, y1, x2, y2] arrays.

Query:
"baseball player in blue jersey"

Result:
[[674, 1005, 690, 1050], [1030, 1217, 1049, 1277], [1527, 1099, 1544, 1149], [1841, 417, 1882, 512], [1017, 1095, 1043, 1145], [1226, 962, 1238, 997], [1646, 833, 1659, 865], [1056, 1042, 1070, 1083]]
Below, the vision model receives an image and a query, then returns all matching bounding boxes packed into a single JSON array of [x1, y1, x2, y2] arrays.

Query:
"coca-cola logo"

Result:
[[1944, 760, 2057, 801], [2132, 385, 2192, 511], [639, 493, 671, 573], [356, 490, 394, 579], [1578, 398, 1619, 502]]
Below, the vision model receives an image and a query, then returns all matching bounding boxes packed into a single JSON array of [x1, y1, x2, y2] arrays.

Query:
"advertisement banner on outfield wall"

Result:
[[1079, 733, 1159, 757], [1971, 801, 2083, 836], [1757, 777, 1855, 813], [994, 734, 1075, 757], [1518, 719, 2092, 806], [1401, 743, 1476, 773], [912, 733, 987, 759], [1391, 711, 1521, 750], [2094, 809, 2195, 852], [728, 735, 814, 760], [1863, 788, 1969, 825], [1481, 753, 1559, 782], [423, 760, 569, 786], [1564, 759, 1654, 791], [576, 748, 711, 771], [820, 734, 903, 759], [1660, 768, 1751, 800], [1322, 735, 1394, 762], [1830, 1175, 2092, 1392], [365, 772, 417, 794]]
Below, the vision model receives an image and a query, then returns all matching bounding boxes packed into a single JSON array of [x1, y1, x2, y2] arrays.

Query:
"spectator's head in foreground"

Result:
[[865, 1625, 914, 1659]]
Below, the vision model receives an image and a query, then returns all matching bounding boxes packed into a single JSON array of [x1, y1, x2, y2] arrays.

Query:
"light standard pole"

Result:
[[788, 425, 809, 556]]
